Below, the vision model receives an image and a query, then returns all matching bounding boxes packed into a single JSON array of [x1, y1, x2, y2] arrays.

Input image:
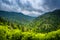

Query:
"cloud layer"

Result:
[[0, 0, 60, 17]]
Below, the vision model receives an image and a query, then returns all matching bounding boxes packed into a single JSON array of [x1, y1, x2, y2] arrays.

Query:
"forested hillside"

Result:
[[0, 11, 35, 25], [0, 9, 60, 40], [31, 9, 60, 33]]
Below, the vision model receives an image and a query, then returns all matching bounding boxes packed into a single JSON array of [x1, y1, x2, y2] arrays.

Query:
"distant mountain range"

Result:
[[0, 11, 35, 25]]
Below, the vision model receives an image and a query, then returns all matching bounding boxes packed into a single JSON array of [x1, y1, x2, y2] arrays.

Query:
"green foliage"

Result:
[[0, 25, 60, 40]]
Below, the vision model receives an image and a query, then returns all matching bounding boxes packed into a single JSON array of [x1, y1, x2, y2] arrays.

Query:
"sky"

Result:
[[0, 0, 60, 17]]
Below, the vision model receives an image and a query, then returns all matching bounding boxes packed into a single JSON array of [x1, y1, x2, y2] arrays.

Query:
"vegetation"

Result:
[[0, 25, 60, 40], [0, 9, 60, 40], [31, 9, 60, 33]]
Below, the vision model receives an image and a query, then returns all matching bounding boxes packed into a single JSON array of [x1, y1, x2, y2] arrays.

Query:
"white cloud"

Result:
[[20, 10, 41, 17]]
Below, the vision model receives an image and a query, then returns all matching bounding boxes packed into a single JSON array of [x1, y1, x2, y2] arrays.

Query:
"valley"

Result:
[[0, 9, 60, 40]]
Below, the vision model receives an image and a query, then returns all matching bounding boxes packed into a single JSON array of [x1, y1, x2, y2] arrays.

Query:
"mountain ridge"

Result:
[[0, 10, 35, 25]]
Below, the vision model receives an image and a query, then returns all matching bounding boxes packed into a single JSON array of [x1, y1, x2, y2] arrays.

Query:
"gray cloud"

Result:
[[0, 0, 60, 17], [44, 0, 60, 10]]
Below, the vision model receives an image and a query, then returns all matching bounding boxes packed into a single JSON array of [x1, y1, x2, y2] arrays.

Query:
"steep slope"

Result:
[[32, 9, 60, 33], [0, 11, 35, 25]]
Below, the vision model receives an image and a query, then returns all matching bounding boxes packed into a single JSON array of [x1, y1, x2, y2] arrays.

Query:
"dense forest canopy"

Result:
[[0, 9, 60, 40]]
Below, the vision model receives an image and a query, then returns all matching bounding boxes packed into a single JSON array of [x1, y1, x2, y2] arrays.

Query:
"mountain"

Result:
[[32, 9, 60, 33], [0, 10, 60, 40], [0, 11, 35, 25]]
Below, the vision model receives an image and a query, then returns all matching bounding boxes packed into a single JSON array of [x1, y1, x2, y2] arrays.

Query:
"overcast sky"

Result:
[[0, 0, 60, 17]]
